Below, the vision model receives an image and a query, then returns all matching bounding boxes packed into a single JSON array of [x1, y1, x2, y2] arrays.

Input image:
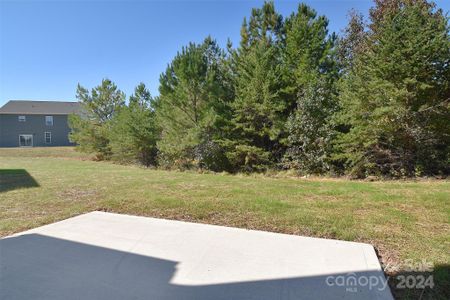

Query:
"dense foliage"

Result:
[[69, 79, 125, 160], [109, 83, 159, 166], [70, 0, 449, 178], [156, 38, 233, 171], [334, 0, 450, 177]]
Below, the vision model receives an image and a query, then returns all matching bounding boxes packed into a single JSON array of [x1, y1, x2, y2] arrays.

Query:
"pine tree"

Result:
[[282, 3, 337, 110], [75, 79, 125, 122], [156, 37, 233, 171], [228, 1, 285, 172], [282, 3, 339, 174], [69, 79, 125, 159], [335, 0, 450, 177], [109, 83, 159, 166]]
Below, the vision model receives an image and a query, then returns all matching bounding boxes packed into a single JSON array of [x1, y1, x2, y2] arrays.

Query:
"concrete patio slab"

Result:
[[0, 211, 393, 300]]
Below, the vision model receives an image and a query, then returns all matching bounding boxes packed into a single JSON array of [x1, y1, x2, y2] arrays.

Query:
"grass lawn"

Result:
[[0, 147, 449, 299]]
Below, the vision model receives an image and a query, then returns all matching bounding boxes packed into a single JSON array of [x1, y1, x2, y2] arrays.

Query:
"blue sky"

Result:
[[1, 0, 449, 106]]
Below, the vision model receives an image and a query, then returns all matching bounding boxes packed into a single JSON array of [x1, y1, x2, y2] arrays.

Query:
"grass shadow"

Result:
[[0, 169, 39, 193]]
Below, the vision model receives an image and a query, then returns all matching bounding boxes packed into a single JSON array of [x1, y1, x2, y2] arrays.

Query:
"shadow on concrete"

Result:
[[0, 234, 393, 300], [0, 169, 39, 193]]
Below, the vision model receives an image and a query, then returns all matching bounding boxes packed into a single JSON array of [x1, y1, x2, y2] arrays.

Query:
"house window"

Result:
[[18, 116, 26, 122], [45, 132, 52, 144], [45, 116, 53, 126], [19, 135, 33, 147]]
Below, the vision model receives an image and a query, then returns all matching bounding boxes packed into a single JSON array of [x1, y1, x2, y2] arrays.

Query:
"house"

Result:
[[0, 100, 81, 147]]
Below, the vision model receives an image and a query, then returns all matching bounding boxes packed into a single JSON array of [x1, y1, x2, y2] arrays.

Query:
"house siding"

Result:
[[0, 114, 75, 147]]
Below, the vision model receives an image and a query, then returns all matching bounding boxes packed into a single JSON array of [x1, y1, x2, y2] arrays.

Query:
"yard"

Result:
[[0, 147, 449, 299]]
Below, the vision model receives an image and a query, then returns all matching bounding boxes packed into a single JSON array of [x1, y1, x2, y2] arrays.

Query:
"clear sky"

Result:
[[1, 0, 449, 106]]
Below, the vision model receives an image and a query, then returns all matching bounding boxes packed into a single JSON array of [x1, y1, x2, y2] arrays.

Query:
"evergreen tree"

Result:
[[282, 3, 337, 110], [156, 37, 233, 171], [67, 0, 449, 178], [335, 0, 450, 177], [69, 79, 125, 159], [75, 79, 125, 122], [282, 3, 339, 174], [109, 83, 159, 166], [228, 1, 285, 172]]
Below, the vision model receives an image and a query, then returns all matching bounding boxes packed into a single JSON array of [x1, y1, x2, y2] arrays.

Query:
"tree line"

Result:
[[69, 0, 450, 178]]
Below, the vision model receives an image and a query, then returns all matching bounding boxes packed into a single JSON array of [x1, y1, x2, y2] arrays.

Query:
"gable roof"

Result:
[[0, 100, 81, 115]]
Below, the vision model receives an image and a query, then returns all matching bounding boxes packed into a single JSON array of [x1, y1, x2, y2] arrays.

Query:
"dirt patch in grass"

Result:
[[57, 188, 99, 202]]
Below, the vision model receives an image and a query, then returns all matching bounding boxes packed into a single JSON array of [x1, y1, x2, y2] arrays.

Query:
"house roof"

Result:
[[0, 100, 82, 115]]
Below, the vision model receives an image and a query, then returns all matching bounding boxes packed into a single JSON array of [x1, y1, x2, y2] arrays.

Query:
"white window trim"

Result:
[[18, 115, 26, 122], [45, 116, 53, 126], [45, 132, 52, 144]]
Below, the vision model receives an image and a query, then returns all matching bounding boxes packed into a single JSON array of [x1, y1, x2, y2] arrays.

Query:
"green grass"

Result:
[[0, 147, 449, 299]]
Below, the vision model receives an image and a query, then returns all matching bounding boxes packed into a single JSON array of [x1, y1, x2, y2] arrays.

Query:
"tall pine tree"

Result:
[[335, 0, 450, 177], [282, 3, 339, 174], [156, 37, 233, 171], [109, 83, 159, 166], [228, 1, 285, 172]]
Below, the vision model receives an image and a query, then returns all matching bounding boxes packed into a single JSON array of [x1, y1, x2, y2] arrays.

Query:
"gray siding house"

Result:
[[0, 100, 81, 147]]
